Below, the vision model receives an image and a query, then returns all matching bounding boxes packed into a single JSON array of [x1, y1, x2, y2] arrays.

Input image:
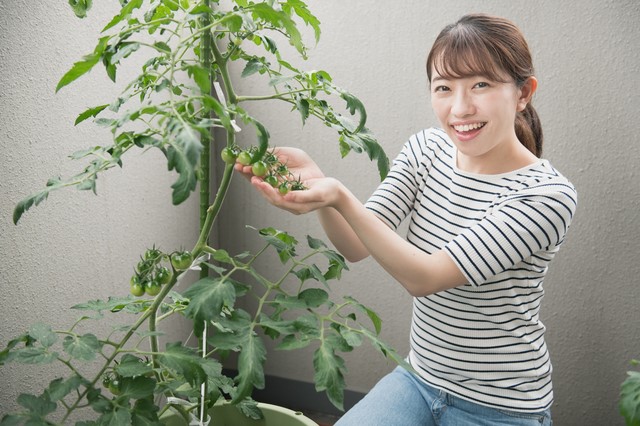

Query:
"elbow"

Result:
[[343, 251, 369, 264]]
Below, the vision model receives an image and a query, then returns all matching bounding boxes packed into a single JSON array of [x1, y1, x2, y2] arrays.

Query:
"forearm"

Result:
[[317, 206, 370, 262], [332, 181, 465, 296]]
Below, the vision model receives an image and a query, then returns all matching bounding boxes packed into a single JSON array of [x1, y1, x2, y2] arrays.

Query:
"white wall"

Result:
[[1, 1, 639, 425]]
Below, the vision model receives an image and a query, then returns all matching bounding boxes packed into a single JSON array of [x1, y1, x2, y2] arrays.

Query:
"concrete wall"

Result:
[[1, 1, 639, 425]]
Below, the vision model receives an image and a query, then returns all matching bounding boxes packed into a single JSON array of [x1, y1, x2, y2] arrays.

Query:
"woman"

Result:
[[237, 13, 576, 426]]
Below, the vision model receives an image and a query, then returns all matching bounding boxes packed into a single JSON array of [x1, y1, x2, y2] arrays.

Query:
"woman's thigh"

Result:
[[335, 366, 436, 426]]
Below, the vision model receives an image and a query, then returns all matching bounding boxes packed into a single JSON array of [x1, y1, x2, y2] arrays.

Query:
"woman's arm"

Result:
[[250, 174, 467, 297]]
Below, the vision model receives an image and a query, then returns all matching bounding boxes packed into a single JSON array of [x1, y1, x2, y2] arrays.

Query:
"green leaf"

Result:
[[109, 42, 141, 65], [339, 89, 366, 133], [344, 296, 382, 335], [130, 396, 160, 426], [72, 296, 138, 313], [63, 334, 101, 361], [153, 41, 171, 54], [241, 58, 266, 78], [46, 376, 84, 402], [158, 342, 206, 386], [258, 227, 297, 263], [251, 3, 304, 55], [283, 0, 321, 43], [233, 333, 267, 403], [187, 65, 211, 94], [56, 36, 109, 92], [75, 104, 109, 126], [96, 407, 131, 426], [15, 347, 58, 365], [621, 370, 640, 425], [17, 393, 57, 417], [165, 123, 203, 205], [102, 0, 143, 32], [183, 277, 236, 335], [0, 414, 23, 426], [298, 288, 329, 308], [313, 341, 346, 411], [68, 0, 93, 18], [115, 354, 153, 378], [29, 323, 57, 348], [119, 376, 156, 400]]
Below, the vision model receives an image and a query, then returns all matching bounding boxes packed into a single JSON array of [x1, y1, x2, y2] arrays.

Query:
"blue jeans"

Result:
[[336, 367, 552, 426]]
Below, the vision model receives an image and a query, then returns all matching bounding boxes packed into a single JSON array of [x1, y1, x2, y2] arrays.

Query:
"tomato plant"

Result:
[[1, 1, 403, 425]]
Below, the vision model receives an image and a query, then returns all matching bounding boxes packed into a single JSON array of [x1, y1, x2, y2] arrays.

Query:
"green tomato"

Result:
[[237, 151, 252, 166], [221, 147, 237, 164], [278, 182, 289, 195], [171, 251, 193, 271], [144, 248, 161, 261], [145, 279, 161, 296], [264, 175, 279, 187], [130, 276, 145, 297], [108, 376, 122, 395], [155, 267, 172, 285], [251, 161, 268, 177]]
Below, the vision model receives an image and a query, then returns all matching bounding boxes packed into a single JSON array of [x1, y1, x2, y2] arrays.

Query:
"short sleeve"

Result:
[[444, 182, 578, 286], [364, 135, 423, 229]]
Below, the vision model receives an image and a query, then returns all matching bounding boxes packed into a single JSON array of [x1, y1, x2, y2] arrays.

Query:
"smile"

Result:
[[452, 122, 486, 132]]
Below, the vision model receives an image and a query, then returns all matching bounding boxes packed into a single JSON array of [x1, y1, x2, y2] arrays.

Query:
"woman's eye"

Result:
[[474, 82, 490, 89]]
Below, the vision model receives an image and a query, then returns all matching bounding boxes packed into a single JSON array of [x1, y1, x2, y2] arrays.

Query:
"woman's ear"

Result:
[[517, 76, 538, 111]]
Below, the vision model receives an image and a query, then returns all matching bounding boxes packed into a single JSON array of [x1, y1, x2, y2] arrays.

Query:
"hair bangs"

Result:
[[428, 26, 510, 84]]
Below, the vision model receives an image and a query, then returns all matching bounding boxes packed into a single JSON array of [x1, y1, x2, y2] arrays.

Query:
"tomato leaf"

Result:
[[28, 323, 57, 348], [62, 334, 101, 361], [621, 370, 640, 425], [75, 104, 109, 126], [102, 0, 143, 32], [233, 333, 267, 403], [313, 341, 346, 411], [166, 123, 203, 205], [17, 393, 56, 418], [56, 36, 109, 93], [158, 342, 206, 386], [115, 354, 153, 378], [46, 376, 84, 402], [183, 277, 236, 335]]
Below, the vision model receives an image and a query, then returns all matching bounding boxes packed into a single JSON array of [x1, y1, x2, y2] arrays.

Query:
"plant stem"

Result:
[[199, 0, 214, 281]]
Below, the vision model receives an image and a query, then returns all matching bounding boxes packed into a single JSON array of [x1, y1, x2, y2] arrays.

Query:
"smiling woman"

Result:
[[237, 13, 577, 426]]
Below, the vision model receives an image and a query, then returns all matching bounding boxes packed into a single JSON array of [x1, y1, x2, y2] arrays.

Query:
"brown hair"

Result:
[[426, 14, 543, 157]]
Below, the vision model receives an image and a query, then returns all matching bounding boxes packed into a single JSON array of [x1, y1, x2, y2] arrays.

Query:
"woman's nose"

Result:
[[451, 92, 475, 117]]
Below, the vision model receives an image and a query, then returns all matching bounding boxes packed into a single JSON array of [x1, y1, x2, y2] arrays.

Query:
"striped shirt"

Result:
[[364, 127, 577, 412]]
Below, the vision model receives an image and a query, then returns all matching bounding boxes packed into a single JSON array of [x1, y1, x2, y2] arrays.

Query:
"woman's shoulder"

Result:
[[503, 159, 578, 213], [399, 127, 454, 163]]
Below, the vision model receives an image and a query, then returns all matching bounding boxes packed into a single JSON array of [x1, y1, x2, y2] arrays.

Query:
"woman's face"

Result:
[[430, 68, 532, 172]]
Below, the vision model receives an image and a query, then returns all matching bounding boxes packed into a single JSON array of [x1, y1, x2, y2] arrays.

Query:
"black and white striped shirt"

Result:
[[365, 127, 577, 412]]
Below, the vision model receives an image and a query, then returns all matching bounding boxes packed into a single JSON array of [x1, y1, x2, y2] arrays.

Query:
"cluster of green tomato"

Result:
[[221, 146, 306, 195], [129, 247, 193, 297]]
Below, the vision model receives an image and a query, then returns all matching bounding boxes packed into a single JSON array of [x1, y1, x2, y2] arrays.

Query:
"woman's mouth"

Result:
[[451, 122, 486, 141]]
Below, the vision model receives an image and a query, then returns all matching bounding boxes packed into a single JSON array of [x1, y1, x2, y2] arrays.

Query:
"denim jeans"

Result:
[[335, 366, 552, 426]]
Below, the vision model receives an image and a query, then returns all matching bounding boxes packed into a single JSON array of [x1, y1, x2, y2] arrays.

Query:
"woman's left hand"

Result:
[[249, 176, 342, 215]]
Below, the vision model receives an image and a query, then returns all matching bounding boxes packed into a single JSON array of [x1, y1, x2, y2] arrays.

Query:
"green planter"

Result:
[[160, 402, 319, 426]]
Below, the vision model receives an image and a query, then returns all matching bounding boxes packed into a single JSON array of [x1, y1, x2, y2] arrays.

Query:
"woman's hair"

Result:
[[426, 14, 543, 157]]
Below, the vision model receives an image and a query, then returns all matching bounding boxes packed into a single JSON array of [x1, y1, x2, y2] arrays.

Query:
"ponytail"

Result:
[[515, 103, 543, 158]]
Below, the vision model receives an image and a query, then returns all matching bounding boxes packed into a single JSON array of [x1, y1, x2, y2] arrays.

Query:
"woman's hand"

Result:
[[234, 147, 340, 215]]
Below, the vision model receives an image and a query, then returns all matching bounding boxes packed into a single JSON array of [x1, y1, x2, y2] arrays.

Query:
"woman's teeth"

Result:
[[453, 122, 486, 132]]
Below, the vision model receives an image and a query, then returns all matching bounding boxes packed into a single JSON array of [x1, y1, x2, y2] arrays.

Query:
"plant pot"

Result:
[[160, 402, 319, 426]]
